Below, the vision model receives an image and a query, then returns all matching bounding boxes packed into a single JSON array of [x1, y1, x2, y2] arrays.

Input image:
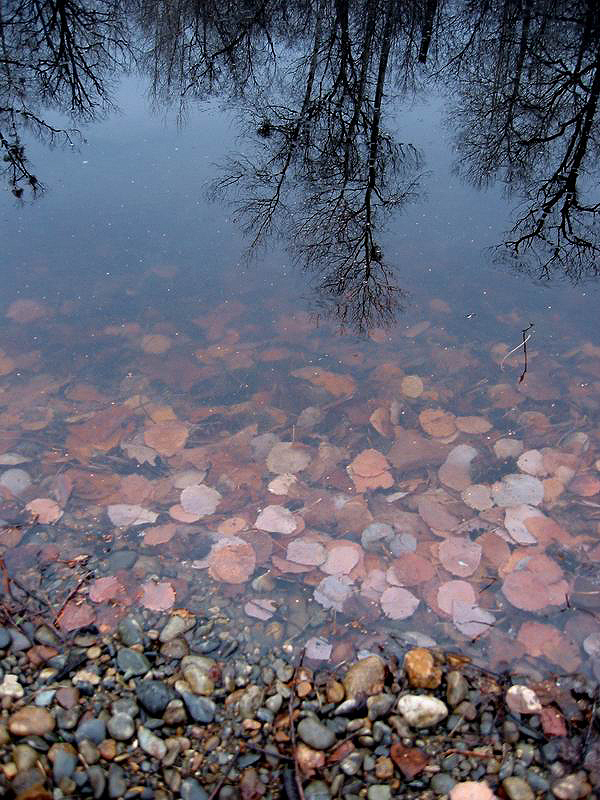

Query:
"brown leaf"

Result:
[[292, 366, 356, 397], [388, 553, 435, 586], [26, 498, 63, 524], [208, 537, 256, 583], [419, 409, 457, 438], [439, 537, 482, 577], [58, 600, 95, 632], [89, 576, 125, 603], [143, 523, 177, 546], [141, 581, 176, 611], [144, 420, 189, 457], [390, 742, 428, 778]]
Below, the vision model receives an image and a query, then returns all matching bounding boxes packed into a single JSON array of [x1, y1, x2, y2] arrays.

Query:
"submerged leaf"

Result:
[[141, 581, 176, 611], [380, 587, 420, 619]]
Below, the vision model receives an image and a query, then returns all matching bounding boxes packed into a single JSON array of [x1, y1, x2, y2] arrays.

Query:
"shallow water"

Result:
[[1, 0, 600, 678]]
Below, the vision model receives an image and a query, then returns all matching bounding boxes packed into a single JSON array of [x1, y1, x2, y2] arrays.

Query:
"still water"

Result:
[[1, 0, 600, 678]]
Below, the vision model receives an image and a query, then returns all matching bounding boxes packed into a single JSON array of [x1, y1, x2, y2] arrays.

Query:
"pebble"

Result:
[[551, 772, 593, 799], [431, 773, 457, 794], [136, 680, 174, 716], [180, 691, 216, 723], [343, 656, 385, 698], [446, 671, 469, 707], [108, 763, 127, 798], [397, 694, 449, 728], [183, 663, 215, 695], [87, 764, 106, 798], [304, 780, 331, 800], [118, 617, 145, 647], [367, 786, 391, 800], [138, 725, 167, 760], [297, 717, 337, 750], [75, 718, 106, 745], [0, 673, 24, 698], [180, 777, 209, 800], [8, 706, 55, 736], [116, 648, 151, 677], [404, 648, 442, 689], [160, 614, 196, 642], [502, 776, 535, 800], [107, 712, 135, 741]]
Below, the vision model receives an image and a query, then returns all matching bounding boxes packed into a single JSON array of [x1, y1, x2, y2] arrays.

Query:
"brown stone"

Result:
[[8, 707, 55, 736], [55, 687, 80, 710], [98, 739, 117, 760], [343, 656, 385, 699], [388, 428, 449, 471], [404, 648, 442, 689], [375, 756, 394, 780], [326, 679, 345, 704], [26, 645, 58, 666], [296, 680, 312, 698]]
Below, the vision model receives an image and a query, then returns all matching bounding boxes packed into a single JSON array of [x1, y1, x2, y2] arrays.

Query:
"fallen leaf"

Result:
[[255, 505, 298, 535], [369, 407, 393, 437], [6, 298, 47, 322], [292, 367, 356, 397], [516, 621, 580, 672], [517, 449, 546, 476], [419, 409, 457, 438], [268, 473, 298, 495], [143, 523, 177, 546], [107, 504, 158, 527], [141, 333, 172, 354], [349, 449, 390, 477], [266, 442, 312, 474], [144, 421, 188, 457], [439, 445, 478, 491], [380, 586, 420, 619], [455, 416, 492, 434], [452, 601, 495, 638], [180, 484, 222, 516], [244, 598, 277, 620], [89, 576, 125, 603], [26, 498, 63, 524], [388, 554, 435, 586], [417, 497, 460, 532], [286, 538, 327, 566], [321, 543, 361, 575], [437, 580, 477, 616], [390, 742, 428, 778], [401, 375, 424, 398], [208, 537, 256, 583], [305, 637, 332, 661], [439, 537, 482, 577], [492, 474, 544, 507], [501, 563, 568, 612], [313, 575, 354, 611], [58, 601, 95, 632], [461, 484, 493, 511], [141, 581, 176, 611], [504, 505, 542, 545]]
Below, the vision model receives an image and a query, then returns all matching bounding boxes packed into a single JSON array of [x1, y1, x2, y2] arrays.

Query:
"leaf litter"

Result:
[[2, 288, 599, 678]]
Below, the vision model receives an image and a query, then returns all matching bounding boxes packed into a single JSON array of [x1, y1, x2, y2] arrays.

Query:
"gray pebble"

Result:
[[180, 777, 209, 800], [136, 680, 174, 716], [87, 765, 106, 799], [75, 719, 106, 745], [446, 671, 469, 707], [502, 776, 534, 800], [304, 780, 331, 800], [160, 614, 196, 642], [0, 627, 11, 648], [340, 751, 363, 775], [107, 713, 135, 741], [180, 691, 216, 723], [431, 773, 456, 794], [108, 763, 127, 798], [526, 770, 550, 792], [367, 693, 395, 721], [117, 648, 151, 677], [297, 717, 336, 750], [138, 726, 167, 760], [9, 628, 31, 651], [118, 617, 145, 647], [265, 694, 283, 713], [79, 740, 100, 765], [53, 750, 77, 783], [239, 685, 265, 718], [108, 550, 137, 571], [367, 786, 391, 800]]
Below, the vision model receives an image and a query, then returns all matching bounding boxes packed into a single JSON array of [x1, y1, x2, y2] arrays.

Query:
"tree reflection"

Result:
[[212, 0, 425, 332], [444, 0, 600, 280], [0, 0, 128, 196]]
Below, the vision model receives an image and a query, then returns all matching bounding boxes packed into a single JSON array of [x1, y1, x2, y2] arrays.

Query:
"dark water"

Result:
[[1, 0, 600, 678]]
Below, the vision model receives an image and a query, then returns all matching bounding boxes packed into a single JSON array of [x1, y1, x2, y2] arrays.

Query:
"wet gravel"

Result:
[[1, 613, 599, 800]]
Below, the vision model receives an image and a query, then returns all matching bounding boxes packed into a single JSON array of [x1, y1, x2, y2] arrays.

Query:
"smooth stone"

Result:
[[78, 740, 100, 764], [397, 695, 448, 728], [526, 771, 549, 792], [0, 468, 31, 495], [367, 787, 391, 800], [404, 648, 442, 689], [34, 689, 56, 707], [161, 638, 189, 659], [34, 625, 61, 647], [367, 693, 395, 721], [431, 773, 457, 794], [87, 765, 106, 799], [53, 749, 77, 783], [183, 664, 214, 696], [118, 617, 145, 647], [503, 776, 535, 800], [8, 706, 55, 736], [180, 777, 209, 800], [297, 717, 336, 750], [160, 614, 196, 642], [446, 671, 469, 707], [343, 656, 385, 699], [265, 694, 283, 713], [239, 685, 265, 718], [180, 692, 216, 723], [136, 680, 174, 716], [181, 655, 216, 672], [117, 648, 151, 677], [112, 698, 138, 718], [0, 673, 24, 698], [0, 627, 11, 648], [340, 751, 363, 775], [552, 773, 593, 800], [163, 699, 187, 726], [138, 726, 167, 760], [75, 718, 106, 745], [107, 713, 135, 741], [108, 763, 127, 798], [9, 629, 31, 651], [13, 744, 39, 770], [304, 780, 331, 800], [56, 687, 79, 710]]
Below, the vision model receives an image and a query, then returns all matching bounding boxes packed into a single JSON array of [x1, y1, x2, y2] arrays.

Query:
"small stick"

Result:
[[442, 748, 494, 758], [500, 323, 534, 372], [245, 742, 294, 762], [54, 571, 92, 627], [206, 747, 242, 800]]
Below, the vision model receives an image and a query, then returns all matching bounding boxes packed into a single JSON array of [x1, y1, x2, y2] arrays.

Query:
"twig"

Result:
[[500, 323, 534, 373], [54, 571, 93, 627], [206, 747, 242, 800], [442, 748, 494, 758], [245, 742, 294, 762]]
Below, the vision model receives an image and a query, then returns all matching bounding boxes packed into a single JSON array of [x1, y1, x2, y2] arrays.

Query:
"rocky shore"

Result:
[[0, 612, 598, 800]]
